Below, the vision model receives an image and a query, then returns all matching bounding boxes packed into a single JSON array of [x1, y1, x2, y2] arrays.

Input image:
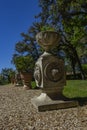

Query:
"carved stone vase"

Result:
[[36, 31, 60, 51], [20, 72, 32, 90]]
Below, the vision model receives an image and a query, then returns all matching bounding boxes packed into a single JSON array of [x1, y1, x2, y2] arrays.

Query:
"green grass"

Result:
[[63, 80, 87, 98], [31, 80, 87, 98]]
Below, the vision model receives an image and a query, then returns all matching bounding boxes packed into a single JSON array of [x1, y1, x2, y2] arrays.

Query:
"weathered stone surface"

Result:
[[33, 31, 67, 111], [36, 31, 60, 51], [20, 72, 32, 89], [34, 52, 66, 98], [31, 93, 78, 112]]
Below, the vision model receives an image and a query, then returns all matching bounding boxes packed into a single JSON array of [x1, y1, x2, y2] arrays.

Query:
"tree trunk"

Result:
[[71, 58, 77, 79], [73, 48, 85, 80], [61, 37, 86, 79]]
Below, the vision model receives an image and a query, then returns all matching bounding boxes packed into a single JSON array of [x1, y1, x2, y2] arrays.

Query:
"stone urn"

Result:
[[34, 31, 66, 99], [20, 72, 33, 90], [31, 31, 78, 112], [36, 31, 60, 51]]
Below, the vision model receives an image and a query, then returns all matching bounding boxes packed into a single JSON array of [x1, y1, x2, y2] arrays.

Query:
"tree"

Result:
[[12, 22, 45, 69], [12, 0, 87, 79], [12, 55, 35, 72], [0, 68, 15, 84], [36, 0, 87, 79], [12, 20, 47, 73]]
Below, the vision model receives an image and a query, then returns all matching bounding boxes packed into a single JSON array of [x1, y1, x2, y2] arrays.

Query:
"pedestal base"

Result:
[[23, 85, 30, 90], [31, 93, 78, 112]]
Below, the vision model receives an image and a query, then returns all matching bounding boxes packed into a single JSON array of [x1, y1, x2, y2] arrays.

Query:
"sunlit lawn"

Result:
[[63, 80, 87, 98], [31, 80, 87, 98]]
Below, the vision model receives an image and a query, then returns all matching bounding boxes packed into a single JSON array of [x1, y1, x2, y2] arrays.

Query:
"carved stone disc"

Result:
[[44, 62, 63, 82]]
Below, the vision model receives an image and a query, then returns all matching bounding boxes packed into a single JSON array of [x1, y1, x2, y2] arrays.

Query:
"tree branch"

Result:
[[70, 11, 87, 16]]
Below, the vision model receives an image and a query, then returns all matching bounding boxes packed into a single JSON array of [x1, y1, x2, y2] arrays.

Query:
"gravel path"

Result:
[[0, 84, 87, 130]]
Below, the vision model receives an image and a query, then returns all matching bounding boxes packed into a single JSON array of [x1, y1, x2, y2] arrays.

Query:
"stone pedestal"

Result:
[[34, 52, 66, 99], [31, 31, 78, 111], [31, 93, 78, 112]]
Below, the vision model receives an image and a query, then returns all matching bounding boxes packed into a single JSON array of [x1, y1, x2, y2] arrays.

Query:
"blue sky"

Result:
[[0, 0, 40, 72]]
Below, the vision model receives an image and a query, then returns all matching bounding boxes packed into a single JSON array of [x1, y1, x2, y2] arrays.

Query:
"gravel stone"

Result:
[[0, 84, 87, 130]]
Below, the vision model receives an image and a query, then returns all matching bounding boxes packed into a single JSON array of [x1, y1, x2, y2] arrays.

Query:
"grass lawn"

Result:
[[63, 80, 87, 98], [31, 80, 87, 99]]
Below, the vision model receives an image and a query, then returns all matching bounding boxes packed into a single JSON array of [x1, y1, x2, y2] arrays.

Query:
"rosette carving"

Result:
[[44, 62, 63, 82]]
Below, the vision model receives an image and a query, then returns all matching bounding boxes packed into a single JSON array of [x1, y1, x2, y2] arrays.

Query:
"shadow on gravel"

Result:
[[69, 97, 87, 106]]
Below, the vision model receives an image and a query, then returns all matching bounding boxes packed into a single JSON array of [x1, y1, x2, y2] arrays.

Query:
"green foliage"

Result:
[[37, 0, 87, 79], [0, 75, 5, 85], [41, 25, 56, 31], [0, 68, 15, 85], [38, 0, 87, 47], [11, 0, 87, 80], [12, 24, 42, 68], [82, 64, 87, 75], [13, 55, 35, 72]]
